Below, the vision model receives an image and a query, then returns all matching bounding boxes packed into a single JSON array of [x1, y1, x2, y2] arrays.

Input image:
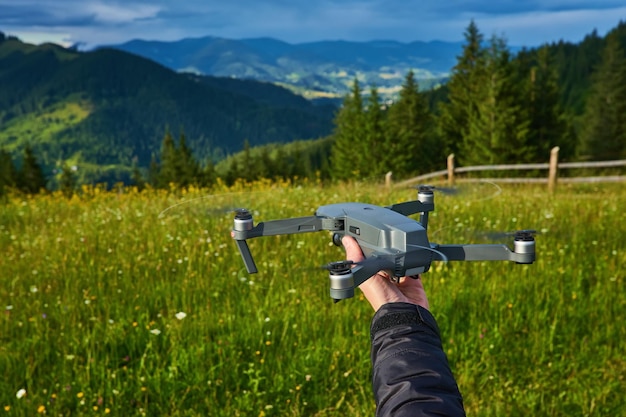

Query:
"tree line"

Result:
[[2, 20, 625, 196]]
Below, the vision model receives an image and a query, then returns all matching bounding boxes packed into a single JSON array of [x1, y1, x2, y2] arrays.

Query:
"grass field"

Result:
[[1, 180, 624, 416]]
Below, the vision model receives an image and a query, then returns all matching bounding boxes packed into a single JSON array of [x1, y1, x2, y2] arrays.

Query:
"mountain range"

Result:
[[108, 37, 467, 101], [2, 23, 623, 186], [0, 34, 336, 184]]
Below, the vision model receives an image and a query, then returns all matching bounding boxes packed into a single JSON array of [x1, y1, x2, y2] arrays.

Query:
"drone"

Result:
[[230, 185, 536, 302]]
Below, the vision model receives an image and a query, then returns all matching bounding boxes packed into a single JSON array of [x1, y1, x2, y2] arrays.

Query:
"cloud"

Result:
[[1, 0, 625, 48]]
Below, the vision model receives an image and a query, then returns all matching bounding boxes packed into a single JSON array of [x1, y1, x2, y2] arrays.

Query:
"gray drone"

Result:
[[230, 186, 536, 302]]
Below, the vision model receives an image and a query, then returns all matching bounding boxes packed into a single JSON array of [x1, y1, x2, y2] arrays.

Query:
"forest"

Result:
[[1, 20, 625, 195]]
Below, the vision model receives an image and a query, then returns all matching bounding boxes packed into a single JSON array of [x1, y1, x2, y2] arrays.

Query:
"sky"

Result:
[[1, 0, 625, 49]]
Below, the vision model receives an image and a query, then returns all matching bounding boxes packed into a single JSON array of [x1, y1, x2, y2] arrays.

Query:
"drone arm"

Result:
[[386, 201, 434, 217], [431, 243, 535, 264], [351, 259, 396, 287], [232, 216, 341, 240]]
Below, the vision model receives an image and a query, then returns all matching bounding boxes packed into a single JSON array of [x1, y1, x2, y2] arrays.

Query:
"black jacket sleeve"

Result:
[[370, 302, 466, 417]]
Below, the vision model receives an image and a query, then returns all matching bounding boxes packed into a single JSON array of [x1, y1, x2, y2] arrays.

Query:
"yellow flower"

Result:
[[37, 405, 46, 413], [77, 392, 84, 398]]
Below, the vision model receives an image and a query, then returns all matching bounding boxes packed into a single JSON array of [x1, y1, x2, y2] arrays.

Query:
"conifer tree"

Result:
[[330, 79, 366, 180], [148, 155, 160, 188], [580, 33, 626, 159], [273, 147, 289, 180], [158, 129, 178, 187], [385, 71, 434, 176], [0, 149, 18, 197], [523, 46, 569, 160], [240, 139, 256, 182], [177, 132, 200, 187], [18, 145, 47, 194], [223, 157, 240, 186], [462, 35, 531, 165], [200, 160, 216, 187], [363, 86, 387, 176], [437, 20, 486, 162]]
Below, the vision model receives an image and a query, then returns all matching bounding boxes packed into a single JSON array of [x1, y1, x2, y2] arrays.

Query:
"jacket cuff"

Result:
[[370, 302, 440, 340]]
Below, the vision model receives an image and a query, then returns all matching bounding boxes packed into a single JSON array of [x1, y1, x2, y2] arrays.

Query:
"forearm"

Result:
[[370, 302, 466, 417]]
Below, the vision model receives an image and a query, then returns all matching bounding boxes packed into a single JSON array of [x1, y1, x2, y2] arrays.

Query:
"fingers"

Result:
[[341, 235, 429, 311]]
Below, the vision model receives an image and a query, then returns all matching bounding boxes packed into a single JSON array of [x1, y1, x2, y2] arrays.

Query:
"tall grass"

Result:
[[1, 181, 624, 416]]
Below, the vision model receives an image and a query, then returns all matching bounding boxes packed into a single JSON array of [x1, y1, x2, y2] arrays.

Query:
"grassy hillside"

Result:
[[0, 37, 335, 184], [1, 181, 624, 415]]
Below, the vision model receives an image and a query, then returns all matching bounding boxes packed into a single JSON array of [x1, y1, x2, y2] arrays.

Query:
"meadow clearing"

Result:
[[1, 180, 624, 416]]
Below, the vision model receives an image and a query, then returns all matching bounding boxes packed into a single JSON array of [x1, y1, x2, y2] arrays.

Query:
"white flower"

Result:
[[16, 388, 26, 399], [150, 329, 161, 335], [175, 312, 187, 320]]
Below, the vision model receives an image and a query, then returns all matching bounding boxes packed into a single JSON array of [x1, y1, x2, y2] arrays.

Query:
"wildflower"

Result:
[[16, 389, 26, 399], [37, 405, 45, 413], [150, 329, 161, 335], [77, 392, 84, 399], [175, 312, 187, 320]]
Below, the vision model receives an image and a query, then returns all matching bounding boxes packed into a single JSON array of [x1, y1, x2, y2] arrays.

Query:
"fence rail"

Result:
[[391, 147, 626, 193]]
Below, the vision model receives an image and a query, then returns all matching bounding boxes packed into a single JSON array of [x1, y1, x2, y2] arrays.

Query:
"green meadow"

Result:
[[1, 180, 624, 416]]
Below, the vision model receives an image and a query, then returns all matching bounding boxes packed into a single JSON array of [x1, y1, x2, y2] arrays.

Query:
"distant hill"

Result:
[[107, 37, 465, 100], [0, 35, 335, 184]]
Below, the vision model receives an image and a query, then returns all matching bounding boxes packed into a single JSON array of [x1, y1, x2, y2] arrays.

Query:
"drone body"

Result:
[[230, 187, 536, 302]]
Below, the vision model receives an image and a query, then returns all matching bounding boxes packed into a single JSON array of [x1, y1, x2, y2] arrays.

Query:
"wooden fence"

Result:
[[388, 147, 626, 193]]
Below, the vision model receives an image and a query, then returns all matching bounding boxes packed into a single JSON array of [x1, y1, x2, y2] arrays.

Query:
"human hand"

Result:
[[342, 235, 430, 312]]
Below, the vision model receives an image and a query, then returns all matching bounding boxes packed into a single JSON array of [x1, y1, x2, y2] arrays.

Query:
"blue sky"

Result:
[[1, 0, 625, 49]]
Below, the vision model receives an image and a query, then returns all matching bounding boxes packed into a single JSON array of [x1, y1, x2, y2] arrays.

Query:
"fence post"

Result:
[[447, 154, 455, 187], [385, 171, 393, 189], [548, 146, 560, 194]]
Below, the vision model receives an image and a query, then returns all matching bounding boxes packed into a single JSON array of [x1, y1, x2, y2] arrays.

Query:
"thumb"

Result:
[[341, 235, 365, 263]]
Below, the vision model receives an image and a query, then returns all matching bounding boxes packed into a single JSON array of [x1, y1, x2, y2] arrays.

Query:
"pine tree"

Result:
[[177, 132, 200, 187], [363, 86, 387, 177], [158, 129, 178, 187], [436, 20, 486, 163], [579, 33, 626, 160], [240, 139, 256, 182], [523, 46, 569, 160], [330, 79, 366, 180], [0, 149, 18, 197], [18, 145, 47, 194], [462, 35, 531, 165], [385, 71, 434, 176], [200, 160, 216, 187], [147, 155, 160, 188]]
